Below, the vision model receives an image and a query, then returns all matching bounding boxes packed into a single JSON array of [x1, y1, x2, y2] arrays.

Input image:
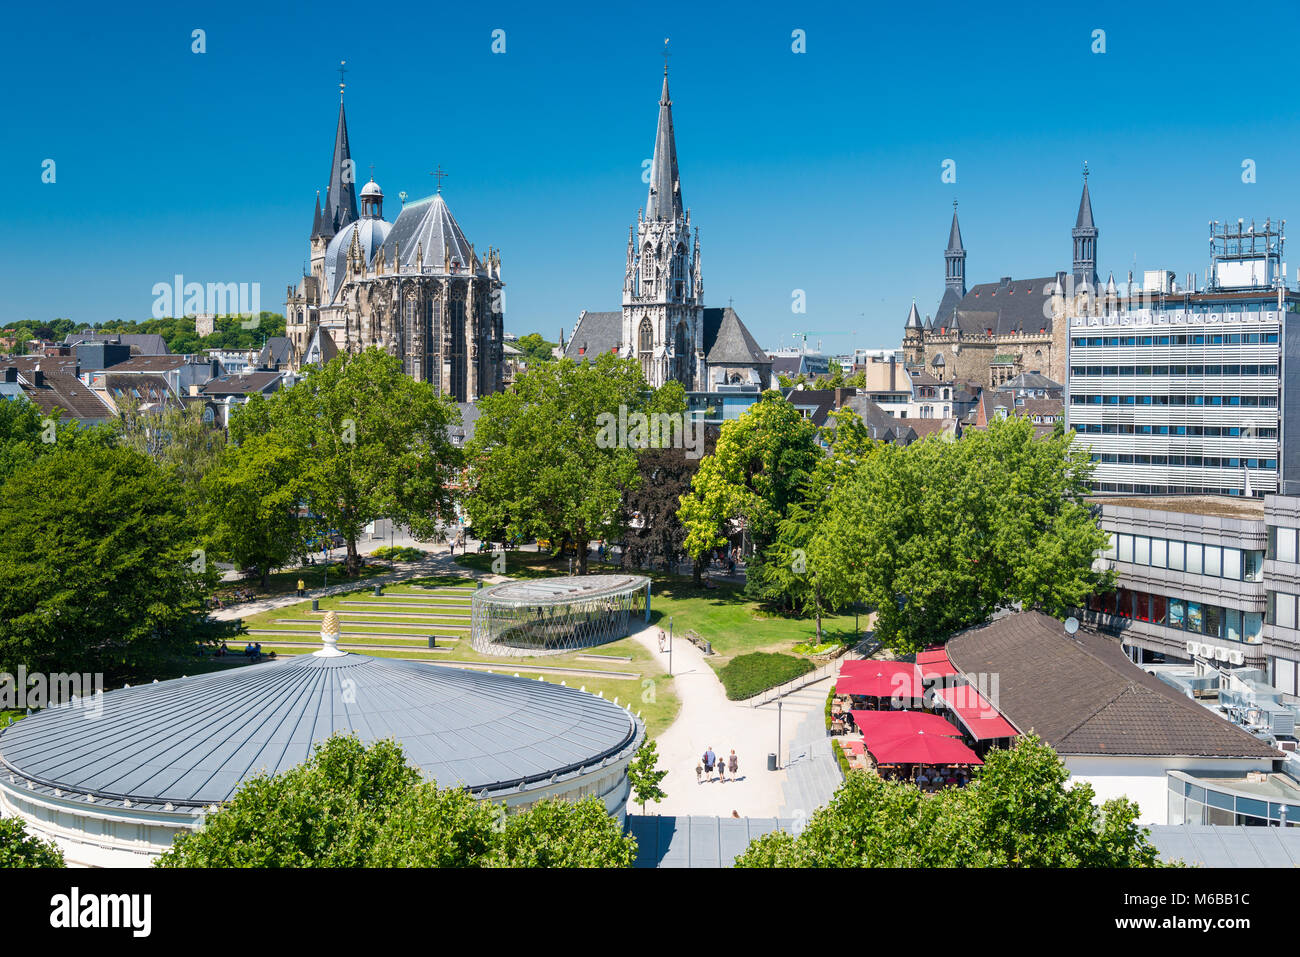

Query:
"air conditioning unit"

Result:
[[1229, 649, 1245, 665], [1186, 640, 1199, 656], [1201, 643, 1215, 658], [1214, 646, 1229, 661]]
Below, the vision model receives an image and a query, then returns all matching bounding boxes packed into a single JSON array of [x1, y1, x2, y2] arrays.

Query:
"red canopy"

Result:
[[836, 665, 924, 699], [932, 684, 1019, 741], [850, 710, 963, 741], [915, 647, 959, 680], [866, 730, 983, 766], [839, 659, 917, 677]]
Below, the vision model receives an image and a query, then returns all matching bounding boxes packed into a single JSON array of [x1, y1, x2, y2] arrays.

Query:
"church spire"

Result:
[[1072, 162, 1098, 288], [311, 190, 323, 239], [646, 57, 683, 222], [322, 61, 359, 239], [945, 199, 966, 295]]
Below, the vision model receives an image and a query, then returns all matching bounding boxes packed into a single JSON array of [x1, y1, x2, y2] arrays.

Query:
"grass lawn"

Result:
[[233, 576, 682, 737], [716, 653, 814, 701], [217, 561, 388, 600]]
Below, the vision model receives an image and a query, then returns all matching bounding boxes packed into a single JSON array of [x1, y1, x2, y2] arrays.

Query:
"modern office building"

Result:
[[1067, 218, 1300, 497]]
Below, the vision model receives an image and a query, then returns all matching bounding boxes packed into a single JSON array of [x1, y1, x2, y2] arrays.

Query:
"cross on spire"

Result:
[[430, 165, 448, 192], [338, 60, 347, 98], [663, 37, 670, 76], [1083, 160, 1089, 181]]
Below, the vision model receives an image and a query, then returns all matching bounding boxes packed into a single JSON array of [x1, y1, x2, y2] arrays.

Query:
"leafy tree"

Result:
[[0, 817, 65, 868], [158, 734, 639, 868], [623, 427, 717, 575], [465, 353, 683, 574], [0, 445, 215, 676], [678, 391, 821, 591], [515, 332, 558, 367], [735, 734, 1161, 868], [808, 415, 1110, 651], [0, 401, 115, 476], [232, 348, 462, 576], [202, 432, 310, 587], [116, 395, 227, 504], [627, 739, 668, 814]]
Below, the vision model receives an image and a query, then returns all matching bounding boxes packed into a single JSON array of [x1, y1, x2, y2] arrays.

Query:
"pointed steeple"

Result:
[[904, 299, 923, 331], [945, 200, 967, 295], [311, 190, 323, 239], [1072, 163, 1099, 288], [322, 67, 359, 239], [646, 69, 683, 221]]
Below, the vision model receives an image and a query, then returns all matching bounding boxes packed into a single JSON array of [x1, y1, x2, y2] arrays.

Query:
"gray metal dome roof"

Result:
[[324, 216, 392, 298], [378, 193, 478, 275], [0, 653, 640, 809], [360, 179, 383, 198]]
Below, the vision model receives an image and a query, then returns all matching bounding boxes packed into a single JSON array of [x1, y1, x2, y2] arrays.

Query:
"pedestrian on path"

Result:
[[658, 629, 666, 652], [695, 762, 703, 784], [728, 750, 739, 780], [717, 755, 727, 783], [703, 747, 716, 779], [297, 578, 305, 597]]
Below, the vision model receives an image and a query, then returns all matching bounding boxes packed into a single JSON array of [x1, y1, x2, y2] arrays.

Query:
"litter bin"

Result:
[[311, 599, 319, 611], [767, 752, 777, 771], [373, 585, 383, 596]]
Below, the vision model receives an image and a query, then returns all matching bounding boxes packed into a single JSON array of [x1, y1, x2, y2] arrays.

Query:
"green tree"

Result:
[[515, 332, 558, 367], [809, 416, 1110, 651], [735, 734, 1161, 868], [158, 734, 639, 868], [465, 353, 682, 574], [627, 739, 668, 814], [0, 817, 65, 868], [622, 427, 717, 576], [0, 445, 215, 676], [202, 432, 310, 587], [233, 348, 462, 576], [678, 391, 820, 590], [116, 395, 227, 504]]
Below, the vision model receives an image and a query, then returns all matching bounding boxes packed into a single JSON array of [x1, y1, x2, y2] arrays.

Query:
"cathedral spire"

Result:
[[945, 199, 966, 295], [322, 62, 359, 239], [311, 190, 323, 239], [646, 60, 683, 222]]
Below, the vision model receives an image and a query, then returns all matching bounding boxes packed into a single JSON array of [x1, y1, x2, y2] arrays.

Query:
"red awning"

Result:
[[832, 660, 925, 696], [839, 659, 917, 677], [866, 731, 983, 766], [916, 647, 960, 680], [932, 684, 1019, 740], [850, 710, 962, 740]]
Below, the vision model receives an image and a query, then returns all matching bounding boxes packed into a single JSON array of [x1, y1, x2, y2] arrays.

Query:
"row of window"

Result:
[[1103, 533, 1265, 581], [1091, 454, 1277, 469], [1071, 394, 1278, 407], [1093, 482, 1260, 497], [1075, 423, 1278, 438], [1072, 332, 1280, 348], [1088, 588, 1263, 642], [1168, 779, 1297, 828], [1269, 592, 1300, 630], [1270, 526, 1300, 564], [1071, 364, 1278, 377]]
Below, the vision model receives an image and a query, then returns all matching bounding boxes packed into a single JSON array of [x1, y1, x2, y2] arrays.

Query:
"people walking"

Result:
[[703, 747, 716, 780], [695, 761, 703, 784], [297, 578, 305, 597], [728, 749, 739, 780], [717, 756, 727, 783], [658, 629, 666, 653]]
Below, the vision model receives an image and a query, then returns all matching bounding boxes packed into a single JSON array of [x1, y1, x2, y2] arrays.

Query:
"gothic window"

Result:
[[673, 321, 689, 383], [638, 319, 654, 380]]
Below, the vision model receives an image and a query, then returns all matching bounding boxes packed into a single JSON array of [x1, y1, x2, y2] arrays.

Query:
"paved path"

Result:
[[630, 622, 837, 819]]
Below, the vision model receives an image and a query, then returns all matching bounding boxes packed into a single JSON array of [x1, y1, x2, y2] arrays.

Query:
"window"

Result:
[[1170, 599, 1186, 628], [1225, 608, 1242, 642], [1204, 545, 1222, 578], [1223, 548, 1242, 580], [1187, 602, 1204, 634], [1245, 550, 1265, 582], [1135, 536, 1150, 566], [1278, 593, 1297, 631], [1245, 612, 1263, 642], [1186, 543, 1203, 575], [1168, 541, 1185, 572], [1151, 538, 1167, 568], [1118, 534, 1134, 563], [1278, 528, 1298, 564]]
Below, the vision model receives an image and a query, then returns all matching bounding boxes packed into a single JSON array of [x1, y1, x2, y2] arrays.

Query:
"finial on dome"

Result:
[[315, 610, 347, 657]]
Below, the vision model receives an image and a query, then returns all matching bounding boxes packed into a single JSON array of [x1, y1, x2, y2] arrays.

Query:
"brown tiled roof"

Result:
[[106, 355, 188, 373], [894, 416, 957, 439], [0, 355, 79, 374], [199, 371, 283, 395], [946, 611, 1280, 759], [17, 370, 113, 422]]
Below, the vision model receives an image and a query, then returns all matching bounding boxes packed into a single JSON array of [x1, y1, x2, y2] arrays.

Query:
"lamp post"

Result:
[[777, 700, 783, 769], [668, 616, 674, 677]]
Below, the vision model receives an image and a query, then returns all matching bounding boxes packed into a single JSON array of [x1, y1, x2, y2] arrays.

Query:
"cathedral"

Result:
[[904, 171, 1108, 388], [284, 74, 504, 401], [565, 65, 771, 390]]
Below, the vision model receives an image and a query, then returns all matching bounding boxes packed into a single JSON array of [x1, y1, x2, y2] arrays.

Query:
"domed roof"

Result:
[[324, 216, 392, 298], [360, 179, 383, 198], [378, 192, 479, 275], [0, 652, 640, 809]]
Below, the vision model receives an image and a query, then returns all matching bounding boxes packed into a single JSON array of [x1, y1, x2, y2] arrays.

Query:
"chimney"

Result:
[[32, 370, 45, 388], [834, 387, 852, 408]]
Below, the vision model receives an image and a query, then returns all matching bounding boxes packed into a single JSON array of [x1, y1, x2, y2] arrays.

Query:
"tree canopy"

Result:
[[0, 817, 65, 868], [735, 734, 1161, 868], [464, 353, 683, 574], [157, 734, 637, 868]]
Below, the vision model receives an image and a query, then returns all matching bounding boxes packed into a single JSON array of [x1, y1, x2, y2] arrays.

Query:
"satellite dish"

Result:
[[1064, 616, 1080, 636]]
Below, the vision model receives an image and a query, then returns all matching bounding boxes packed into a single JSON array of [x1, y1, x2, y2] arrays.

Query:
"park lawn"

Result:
[[217, 561, 387, 599], [716, 653, 814, 701]]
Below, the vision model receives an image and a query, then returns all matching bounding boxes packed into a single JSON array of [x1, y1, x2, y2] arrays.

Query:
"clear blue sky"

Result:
[[5, 0, 1299, 352]]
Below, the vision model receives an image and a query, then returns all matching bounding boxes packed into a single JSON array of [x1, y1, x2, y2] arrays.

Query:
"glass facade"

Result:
[[1087, 588, 1262, 643], [1168, 775, 1300, 827], [1103, 532, 1263, 582]]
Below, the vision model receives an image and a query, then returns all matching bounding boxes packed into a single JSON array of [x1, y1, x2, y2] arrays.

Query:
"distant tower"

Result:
[[903, 300, 925, 366], [322, 62, 359, 238], [945, 200, 966, 295], [1072, 164, 1098, 291], [621, 52, 704, 389]]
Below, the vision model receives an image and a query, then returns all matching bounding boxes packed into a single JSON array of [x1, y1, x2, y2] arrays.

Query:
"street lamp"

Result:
[[777, 700, 783, 769], [668, 615, 674, 677]]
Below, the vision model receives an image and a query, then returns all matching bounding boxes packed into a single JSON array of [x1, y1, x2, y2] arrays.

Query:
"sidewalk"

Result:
[[630, 622, 836, 819]]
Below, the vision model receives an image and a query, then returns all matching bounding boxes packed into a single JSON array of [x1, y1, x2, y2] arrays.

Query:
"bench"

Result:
[[682, 629, 713, 655]]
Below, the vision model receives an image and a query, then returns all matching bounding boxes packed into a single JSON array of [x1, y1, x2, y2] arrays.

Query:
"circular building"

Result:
[[471, 575, 651, 658], [0, 617, 643, 867]]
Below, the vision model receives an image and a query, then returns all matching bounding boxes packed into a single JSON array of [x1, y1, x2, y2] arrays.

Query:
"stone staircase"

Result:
[[777, 690, 843, 821]]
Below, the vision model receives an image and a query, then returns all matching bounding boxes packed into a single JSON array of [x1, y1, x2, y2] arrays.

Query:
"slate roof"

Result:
[[946, 611, 1281, 759], [102, 355, 188, 374], [63, 332, 170, 355], [841, 395, 915, 445], [199, 371, 283, 396], [0, 355, 79, 375], [13, 369, 113, 422], [645, 74, 683, 222], [932, 277, 1058, 337], [770, 356, 803, 377], [564, 311, 623, 360], [257, 337, 294, 369], [102, 373, 176, 408], [323, 98, 358, 237], [378, 193, 477, 275], [894, 416, 959, 440], [1002, 371, 1063, 393], [781, 387, 838, 427], [703, 308, 768, 365], [0, 652, 641, 808]]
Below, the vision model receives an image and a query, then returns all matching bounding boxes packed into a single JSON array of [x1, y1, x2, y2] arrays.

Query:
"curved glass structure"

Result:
[[471, 575, 650, 657]]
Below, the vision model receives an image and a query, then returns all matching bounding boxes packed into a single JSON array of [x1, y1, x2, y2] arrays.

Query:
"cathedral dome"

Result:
[[360, 179, 383, 199], [324, 216, 392, 299]]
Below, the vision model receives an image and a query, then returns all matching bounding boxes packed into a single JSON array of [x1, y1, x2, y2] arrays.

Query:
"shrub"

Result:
[[0, 817, 64, 868], [717, 652, 814, 700], [370, 546, 426, 563]]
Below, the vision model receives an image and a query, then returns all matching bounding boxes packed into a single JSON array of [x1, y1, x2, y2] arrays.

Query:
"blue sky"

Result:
[[5, 0, 1299, 352]]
